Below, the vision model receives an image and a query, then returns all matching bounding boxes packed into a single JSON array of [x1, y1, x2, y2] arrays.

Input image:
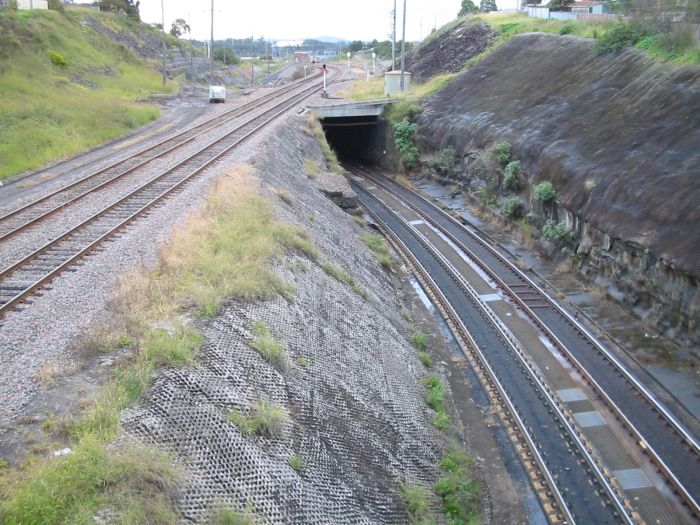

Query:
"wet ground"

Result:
[[413, 178, 700, 427]]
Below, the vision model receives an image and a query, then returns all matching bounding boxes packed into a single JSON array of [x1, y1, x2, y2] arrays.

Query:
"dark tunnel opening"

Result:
[[321, 116, 386, 166]]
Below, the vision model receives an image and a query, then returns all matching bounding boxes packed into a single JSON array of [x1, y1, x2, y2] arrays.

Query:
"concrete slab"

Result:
[[480, 293, 501, 302], [556, 388, 588, 403], [573, 410, 606, 428], [614, 469, 652, 490]]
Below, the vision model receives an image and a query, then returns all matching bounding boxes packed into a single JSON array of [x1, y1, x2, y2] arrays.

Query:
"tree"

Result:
[[458, 0, 479, 16], [98, 0, 140, 20], [547, 0, 574, 10], [348, 40, 364, 53], [480, 0, 497, 12], [170, 18, 190, 38]]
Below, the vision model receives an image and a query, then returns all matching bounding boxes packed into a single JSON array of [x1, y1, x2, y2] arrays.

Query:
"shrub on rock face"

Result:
[[393, 118, 420, 170], [491, 141, 511, 166], [503, 161, 522, 190], [502, 196, 525, 219], [541, 219, 569, 240], [534, 181, 556, 202]]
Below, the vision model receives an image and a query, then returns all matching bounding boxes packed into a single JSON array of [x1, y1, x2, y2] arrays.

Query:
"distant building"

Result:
[[294, 51, 312, 63], [17, 0, 49, 9], [571, 0, 606, 14]]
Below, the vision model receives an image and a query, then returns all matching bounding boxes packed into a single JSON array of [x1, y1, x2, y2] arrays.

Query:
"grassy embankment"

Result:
[[0, 165, 318, 523], [0, 7, 179, 181], [342, 11, 699, 107]]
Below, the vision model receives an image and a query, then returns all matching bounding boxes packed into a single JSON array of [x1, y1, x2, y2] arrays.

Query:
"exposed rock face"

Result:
[[317, 171, 358, 208], [417, 33, 700, 345], [404, 21, 496, 81]]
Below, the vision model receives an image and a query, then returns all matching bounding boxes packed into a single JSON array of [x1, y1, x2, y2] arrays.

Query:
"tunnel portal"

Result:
[[321, 116, 386, 165]]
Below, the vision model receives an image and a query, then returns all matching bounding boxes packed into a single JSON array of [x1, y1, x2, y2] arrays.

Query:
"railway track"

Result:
[[350, 165, 699, 522], [0, 72, 320, 244], [351, 178, 634, 524], [0, 72, 332, 317]]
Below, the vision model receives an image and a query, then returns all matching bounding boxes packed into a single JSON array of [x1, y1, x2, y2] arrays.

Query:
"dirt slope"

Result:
[[419, 33, 700, 276], [404, 20, 496, 81]]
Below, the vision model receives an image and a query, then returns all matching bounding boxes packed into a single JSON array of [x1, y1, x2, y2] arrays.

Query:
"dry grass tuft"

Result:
[[35, 363, 62, 387]]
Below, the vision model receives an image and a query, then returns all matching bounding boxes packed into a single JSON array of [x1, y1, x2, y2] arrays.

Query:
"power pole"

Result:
[[391, 0, 397, 70], [160, 0, 166, 87], [400, 0, 407, 90], [251, 36, 255, 87], [210, 0, 214, 85]]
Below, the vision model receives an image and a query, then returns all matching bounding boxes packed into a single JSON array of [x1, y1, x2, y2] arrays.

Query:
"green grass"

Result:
[[144, 326, 202, 367], [0, 437, 179, 525], [422, 374, 451, 431], [304, 157, 320, 179], [250, 320, 286, 369], [474, 12, 699, 64], [288, 455, 304, 473], [229, 399, 289, 437], [410, 330, 427, 352], [418, 351, 433, 368], [210, 508, 257, 525], [0, 166, 312, 523], [434, 448, 480, 524], [399, 484, 436, 524], [322, 262, 366, 298], [360, 233, 394, 270], [0, 8, 179, 180]]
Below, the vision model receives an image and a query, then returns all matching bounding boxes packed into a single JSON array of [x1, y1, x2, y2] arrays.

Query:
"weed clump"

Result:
[[422, 374, 451, 430], [399, 484, 435, 523], [304, 158, 319, 179], [288, 455, 304, 473], [418, 351, 433, 368], [434, 449, 480, 523], [250, 320, 286, 369], [361, 233, 393, 270], [47, 49, 67, 67], [229, 399, 289, 437], [322, 262, 366, 297], [409, 330, 427, 352], [144, 326, 202, 367]]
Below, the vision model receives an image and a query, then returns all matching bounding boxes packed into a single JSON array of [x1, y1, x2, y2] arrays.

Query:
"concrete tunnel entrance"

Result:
[[321, 116, 386, 165]]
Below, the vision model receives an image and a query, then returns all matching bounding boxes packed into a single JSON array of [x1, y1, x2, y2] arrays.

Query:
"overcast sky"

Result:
[[134, 0, 516, 43]]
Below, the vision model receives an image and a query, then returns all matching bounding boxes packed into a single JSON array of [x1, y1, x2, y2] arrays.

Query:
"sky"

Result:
[[133, 0, 515, 43]]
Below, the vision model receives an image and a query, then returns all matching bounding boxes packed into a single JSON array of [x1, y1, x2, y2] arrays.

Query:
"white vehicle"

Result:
[[208, 85, 226, 103]]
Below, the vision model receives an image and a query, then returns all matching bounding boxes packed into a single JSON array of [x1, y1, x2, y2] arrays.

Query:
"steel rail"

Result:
[[353, 165, 700, 518], [354, 182, 634, 524], [0, 75, 330, 317], [0, 72, 321, 243]]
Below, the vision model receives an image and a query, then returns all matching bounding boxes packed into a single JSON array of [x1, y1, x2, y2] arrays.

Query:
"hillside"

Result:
[[419, 32, 700, 276], [0, 6, 180, 180]]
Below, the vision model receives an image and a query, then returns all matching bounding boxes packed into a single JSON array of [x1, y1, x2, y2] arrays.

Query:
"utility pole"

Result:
[[250, 36, 255, 87], [160, 0, 166, 87], [391, 0, 396, 70], [400, 0, 406, 90], [210, 0, 214, 85]]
